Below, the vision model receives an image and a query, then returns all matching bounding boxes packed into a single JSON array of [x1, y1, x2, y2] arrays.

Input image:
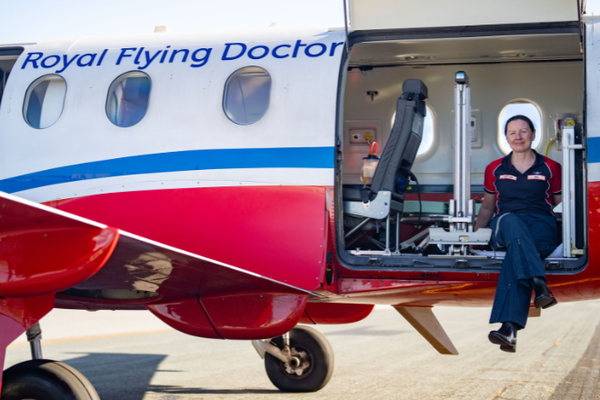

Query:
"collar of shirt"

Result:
[[502, 150, 544, 175]]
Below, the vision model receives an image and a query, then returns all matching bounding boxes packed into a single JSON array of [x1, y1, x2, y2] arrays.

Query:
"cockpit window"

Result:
[[498, 101, 542, 154], [23, 74, 66, 129], [106, 71, 151, 127], [223, 66, 271, 125]]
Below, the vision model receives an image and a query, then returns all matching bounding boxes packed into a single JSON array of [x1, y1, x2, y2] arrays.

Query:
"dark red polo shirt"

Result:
[[483, 150, 562, 216]]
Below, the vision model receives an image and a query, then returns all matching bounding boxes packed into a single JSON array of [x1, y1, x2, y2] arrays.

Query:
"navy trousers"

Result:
[[489, 213, 558, 329]]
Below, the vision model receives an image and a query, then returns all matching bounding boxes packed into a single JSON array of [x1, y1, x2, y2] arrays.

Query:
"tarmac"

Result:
[[5, 300, 600, 399]]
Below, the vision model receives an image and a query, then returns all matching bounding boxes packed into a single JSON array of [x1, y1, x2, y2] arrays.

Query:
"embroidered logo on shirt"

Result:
[[527, 175, 547, 181], [499, 174, 517, 180]]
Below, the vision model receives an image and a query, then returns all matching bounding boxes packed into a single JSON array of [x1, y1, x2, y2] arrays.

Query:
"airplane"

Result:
[[0, 0, 596, 397]]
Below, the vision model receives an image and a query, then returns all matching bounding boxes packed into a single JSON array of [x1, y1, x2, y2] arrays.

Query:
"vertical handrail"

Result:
[[561, 126, 584, 257], [453, 72, 472, 232], [562, 127, 573, 257]]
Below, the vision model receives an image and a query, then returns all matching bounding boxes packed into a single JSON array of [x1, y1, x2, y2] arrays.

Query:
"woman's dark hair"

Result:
[[504, 114, 535, 135]]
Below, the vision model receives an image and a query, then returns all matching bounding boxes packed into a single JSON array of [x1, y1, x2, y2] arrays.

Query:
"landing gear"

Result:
[[26, 322, 43, 360], [1, 360, 100, 400], [1, 322, 100, 400], [263, 326, 334, 392]]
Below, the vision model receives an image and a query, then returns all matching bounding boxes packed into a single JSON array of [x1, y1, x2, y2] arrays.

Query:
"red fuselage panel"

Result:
[[57, 186, 328, 292]]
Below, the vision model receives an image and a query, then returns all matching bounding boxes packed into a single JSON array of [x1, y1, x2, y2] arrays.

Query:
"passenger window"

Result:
[[498, 102, 542, 154], [106, 72, 151, 127], [23, 75, 66, 129], [223, 66, 271, 125], [391, 106, 434, 156]]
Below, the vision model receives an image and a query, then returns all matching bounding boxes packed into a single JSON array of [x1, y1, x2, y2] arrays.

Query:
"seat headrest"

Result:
[[402, 79, 428, 101]]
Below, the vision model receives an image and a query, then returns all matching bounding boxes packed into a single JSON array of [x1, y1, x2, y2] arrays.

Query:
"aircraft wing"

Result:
[[0, 191, 315, 340]]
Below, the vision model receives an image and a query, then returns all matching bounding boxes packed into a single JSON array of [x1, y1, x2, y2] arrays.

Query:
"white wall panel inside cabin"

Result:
[[343, 61, 583, 186]]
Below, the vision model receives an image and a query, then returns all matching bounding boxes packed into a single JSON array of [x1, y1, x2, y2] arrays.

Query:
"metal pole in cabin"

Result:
[[453, 71, 472, 233]]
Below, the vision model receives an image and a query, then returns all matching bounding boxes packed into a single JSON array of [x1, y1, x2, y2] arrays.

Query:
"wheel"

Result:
[[1, 359, 100, 400], [265, 325, 334, 392]]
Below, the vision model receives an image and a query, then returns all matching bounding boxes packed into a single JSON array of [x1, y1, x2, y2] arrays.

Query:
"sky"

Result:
[[1, 0, 346, 42]]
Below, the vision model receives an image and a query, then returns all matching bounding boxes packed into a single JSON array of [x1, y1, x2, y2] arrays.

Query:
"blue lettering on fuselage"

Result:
[[272, 44, 291, 59], [305, 43, 327, 57], [55, 54, 78, 73], [159, 46, 171, 63], [21, 52, 44, 69], [222, 43, 247, 61], [19, 40, 345, 72], [191, 48, 212, 68], [116, 48, 136, 65], [40, 55, 60, 68], [76, 54, 97, 67], [292, 40, 307, 58], [248, 45, 269, 60], [138, 49, 161, 70]]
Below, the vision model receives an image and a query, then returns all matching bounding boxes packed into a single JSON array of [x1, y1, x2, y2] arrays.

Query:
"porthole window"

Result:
[[498, 102, 542, 154], [106, 72, 151, 127], [223, 66, 271, 125], [390, 106, 435, 156], [23, 74, 66, 129]]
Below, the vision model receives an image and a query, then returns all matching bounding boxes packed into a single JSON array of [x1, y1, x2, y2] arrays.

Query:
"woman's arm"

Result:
[[553, 194, 562, 206], [474, 192, 496, 231]]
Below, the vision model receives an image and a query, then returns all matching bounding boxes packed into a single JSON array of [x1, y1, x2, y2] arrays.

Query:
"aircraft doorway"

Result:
[[335, 23, 587, 273]]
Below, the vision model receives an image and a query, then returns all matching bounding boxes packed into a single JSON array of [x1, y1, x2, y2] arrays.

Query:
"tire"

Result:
[[1, 359, 100, 400], [265, 325, 334, 392]]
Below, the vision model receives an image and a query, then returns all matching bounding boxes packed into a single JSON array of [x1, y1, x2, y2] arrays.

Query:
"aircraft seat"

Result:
[[343, 79, 428, 219]]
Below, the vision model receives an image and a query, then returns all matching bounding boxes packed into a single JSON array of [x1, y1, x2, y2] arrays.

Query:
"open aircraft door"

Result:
[[347, 0, 579, 31]]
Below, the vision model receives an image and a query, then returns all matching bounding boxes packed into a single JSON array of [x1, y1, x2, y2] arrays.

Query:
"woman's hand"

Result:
[[474, 192, 496, 231]]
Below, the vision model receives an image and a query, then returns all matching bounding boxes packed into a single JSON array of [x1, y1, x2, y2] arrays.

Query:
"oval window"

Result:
[[23, 74, 66, 129], [498, 102, 542, 154], [223, 67, 271, 125], [106, 72, 151, 127], [390, 106, 435, 156]]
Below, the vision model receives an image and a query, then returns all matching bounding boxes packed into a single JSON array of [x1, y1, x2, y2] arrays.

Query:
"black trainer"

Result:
[[489, 322, 517, 353], [531, 276, 557, 309]]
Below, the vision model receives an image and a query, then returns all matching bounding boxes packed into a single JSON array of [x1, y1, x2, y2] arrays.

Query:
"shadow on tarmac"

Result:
[[62, 352, 167, 400], [60, 352, 280, 399]]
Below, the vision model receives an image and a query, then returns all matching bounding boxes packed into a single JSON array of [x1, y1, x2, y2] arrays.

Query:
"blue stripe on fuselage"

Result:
[[0, 147, 334, 193], [588, 137, 600, 164]]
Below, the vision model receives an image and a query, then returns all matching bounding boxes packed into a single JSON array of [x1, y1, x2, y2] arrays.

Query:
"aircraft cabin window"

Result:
[[223, 66, 271, 125], [498, 102, 542, 154], [106, 72, 151, 127], [390, 106, 435, 156], [23, 74, 66, 129]]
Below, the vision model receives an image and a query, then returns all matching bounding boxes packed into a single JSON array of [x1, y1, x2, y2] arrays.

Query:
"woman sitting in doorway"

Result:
[[474, 114, 561, 353]]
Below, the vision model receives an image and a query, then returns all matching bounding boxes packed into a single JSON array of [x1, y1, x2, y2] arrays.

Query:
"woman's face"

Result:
[[506, 119, 535, 153]]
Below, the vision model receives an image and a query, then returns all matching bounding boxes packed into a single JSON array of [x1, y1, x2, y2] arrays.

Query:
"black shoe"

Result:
[[489, 322, 517, 353], [531, 276, 557, 309], [500, 344, 516, 353]]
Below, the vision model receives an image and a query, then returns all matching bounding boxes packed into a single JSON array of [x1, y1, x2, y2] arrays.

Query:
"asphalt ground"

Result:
[[5, 300, 600, 400]]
